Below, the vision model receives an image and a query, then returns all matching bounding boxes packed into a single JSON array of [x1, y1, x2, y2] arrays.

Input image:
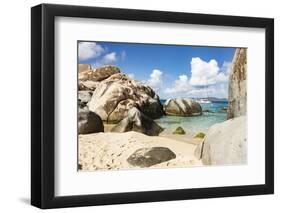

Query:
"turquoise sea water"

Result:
[[155, 101, 228, 134]]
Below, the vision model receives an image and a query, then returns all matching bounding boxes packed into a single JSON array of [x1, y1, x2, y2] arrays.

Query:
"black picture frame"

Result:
[[31, 3, 274, 209]]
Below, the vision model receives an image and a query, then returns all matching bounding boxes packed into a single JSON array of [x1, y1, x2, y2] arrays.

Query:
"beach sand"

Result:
[[79, 131, 202, 171], [159, 128, 203, 145], [105, 123, 203, 145]]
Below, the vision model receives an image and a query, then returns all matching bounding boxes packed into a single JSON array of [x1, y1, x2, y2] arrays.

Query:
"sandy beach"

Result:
[[79, 131, 202, 171]]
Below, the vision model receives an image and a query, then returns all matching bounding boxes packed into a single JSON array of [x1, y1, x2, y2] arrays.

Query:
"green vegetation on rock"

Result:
[[194, 132, 205, 139], [173, 127, 186, 135]]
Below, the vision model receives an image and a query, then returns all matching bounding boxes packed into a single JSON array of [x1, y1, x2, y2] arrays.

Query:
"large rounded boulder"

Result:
[[112, 107, 164, 136], [195, 116, 247, 165], [164, 98, 202, 116], [78, 106, 104, 134], [78, 91, 104, 135], [88, 73, 164, 123]]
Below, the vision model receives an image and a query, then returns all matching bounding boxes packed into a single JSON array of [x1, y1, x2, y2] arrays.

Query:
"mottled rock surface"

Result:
[[112, 107, 164, 136], [227, 48, 247, 119], [79, 65, 120, 81], [79, 64, 92, 73], [78, 64, 93, 81], [127, 147, 176, 167], [78, 91, 92, 107], [88, 73, 164, 123], [78, 106, 104, 134], [195, 116, 247, 165], [78, 81, 99, 91], [164, 98, 202, 116]]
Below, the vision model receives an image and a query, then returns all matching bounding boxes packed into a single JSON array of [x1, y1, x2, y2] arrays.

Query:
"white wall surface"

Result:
[[0, 0, 279, 212]]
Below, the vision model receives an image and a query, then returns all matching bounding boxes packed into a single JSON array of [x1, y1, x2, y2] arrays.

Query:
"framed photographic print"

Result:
[[31, 3, 274, 209]]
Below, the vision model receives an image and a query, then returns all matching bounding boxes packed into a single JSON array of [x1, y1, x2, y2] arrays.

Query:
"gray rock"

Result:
[[112, 107, 164, 136], [78, 106, 104, 134], [88, 72, 164, 123], [164, 98, 202, 116], [196, 116, 247, 165], [78, 91, 93, 108], [227, 48, 247, 119], [127, 147, 176, 167]]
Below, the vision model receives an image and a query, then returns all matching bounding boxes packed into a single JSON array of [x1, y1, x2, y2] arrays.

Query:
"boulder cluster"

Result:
[[78, 64, 202, 136], [78, 65, 204, 168]]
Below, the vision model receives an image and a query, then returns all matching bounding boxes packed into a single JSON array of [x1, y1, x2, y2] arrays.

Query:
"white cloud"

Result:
[[167, 82, 227, 99], [221, 61, 232, 75], [78, 42, 104, 61], [127, 73, 135, 79], [164, 75, 192, 94], [188, 87, 215, 96], [162, 58, 231, 98], [103, 52, 117, 63], [147, 69, 163, 91], [189, 57, 228, 86], [93, 52, 117, 67], [191, 81, 229, 98]]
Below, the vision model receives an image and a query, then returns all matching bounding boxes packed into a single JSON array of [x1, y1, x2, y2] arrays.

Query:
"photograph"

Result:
[[29, 2, 274, 209], [77, 41, 247, 171]]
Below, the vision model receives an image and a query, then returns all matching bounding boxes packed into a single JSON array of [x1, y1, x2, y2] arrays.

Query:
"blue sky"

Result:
[[78, 41, 236, 99]]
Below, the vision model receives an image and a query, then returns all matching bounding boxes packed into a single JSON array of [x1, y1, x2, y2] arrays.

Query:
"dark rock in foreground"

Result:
[[112, 107, 164, 136], [164, 98, 202, 116], [78, 106, 104, 134], [127, 147, 176, 167]]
